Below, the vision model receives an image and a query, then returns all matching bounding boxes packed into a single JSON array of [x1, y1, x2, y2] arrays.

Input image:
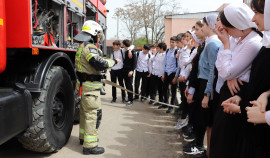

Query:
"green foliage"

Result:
[[133, 38, 152, 47]]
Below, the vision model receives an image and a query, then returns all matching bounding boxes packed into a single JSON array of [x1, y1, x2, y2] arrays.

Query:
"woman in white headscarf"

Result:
[[222, 0, 270, 158], [209, 3, 263, 158], [183, 14, 222, 157]]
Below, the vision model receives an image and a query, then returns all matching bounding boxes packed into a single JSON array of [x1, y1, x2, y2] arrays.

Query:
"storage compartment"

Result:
[[31, 0, 86, 50], [32, 0, 64, 48]]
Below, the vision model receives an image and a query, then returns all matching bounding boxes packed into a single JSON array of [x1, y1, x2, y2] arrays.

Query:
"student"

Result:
[[110, 40, 126, 103], [182, 20, 206, 156], [159, 36, 178, 113], [146, 44, 157, 101], [183, 14, 222, 156], [122, 40, 137, 106], [134, 44, 151, 102], [149, 42, 167, 105], [209, 3, 263, 158], [221, 1, 270, 157], [245, 0, 270, 126]]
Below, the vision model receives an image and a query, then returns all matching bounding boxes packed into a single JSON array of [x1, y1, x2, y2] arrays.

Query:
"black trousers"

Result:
[[134, 71, 148, 97], [163, 72, 177, 105], [145, 75, 151, 97], [179, 81, 188, 117], [150, 74, 163, 102], [110, 69, 126, 100], [122, 69, 134, 102], [193, 79, 211, 147]]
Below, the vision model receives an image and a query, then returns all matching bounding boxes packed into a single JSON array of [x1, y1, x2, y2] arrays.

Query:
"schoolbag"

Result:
[[137, 51, 151, 61], [112, 49, 124, 60]]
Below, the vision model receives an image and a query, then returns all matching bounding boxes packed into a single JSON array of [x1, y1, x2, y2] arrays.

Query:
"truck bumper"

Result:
[[0, 83, 32, 145]]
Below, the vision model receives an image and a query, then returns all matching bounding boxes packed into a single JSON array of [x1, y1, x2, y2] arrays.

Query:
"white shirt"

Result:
[[179, 46, 190, 69], [215, 31, 262, 92], [180, 48, 198, 79], [151, 52, 166, 77], [111, 49, 124, 70], [136, 51, 151, 72]]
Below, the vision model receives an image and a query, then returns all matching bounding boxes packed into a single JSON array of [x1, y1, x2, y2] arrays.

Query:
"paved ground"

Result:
[[0, 84, 192, 158]]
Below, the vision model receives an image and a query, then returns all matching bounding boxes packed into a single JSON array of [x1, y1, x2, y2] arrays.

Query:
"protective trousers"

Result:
[[79, 84, 102, 148]]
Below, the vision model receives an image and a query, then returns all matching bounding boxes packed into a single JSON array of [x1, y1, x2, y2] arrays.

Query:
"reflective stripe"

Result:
[[108, 60, 113, 68], [80, 128, 85, 134], [71, 0, 83, 8], [83, 82, 103, 88], [86, 53, 98, 62], [82, 26, 91, 31], [84, 135, 98, 142], [87, 45, 97, 49], [76, 48, 83, 72], [0, 19, 3, 26]]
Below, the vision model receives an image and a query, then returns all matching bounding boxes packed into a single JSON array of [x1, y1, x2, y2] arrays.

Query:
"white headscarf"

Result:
[[191, 31, 202, 44], [206, 14, 218, 30], [263, 0, 270, 47], [224, 3, 257, 30]]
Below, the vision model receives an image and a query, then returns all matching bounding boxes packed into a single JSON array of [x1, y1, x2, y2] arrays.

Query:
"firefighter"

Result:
[[74, 20, 120, 155]]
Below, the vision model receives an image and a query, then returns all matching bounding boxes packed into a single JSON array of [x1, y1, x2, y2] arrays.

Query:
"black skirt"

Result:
[[210, 82, 247, 158]]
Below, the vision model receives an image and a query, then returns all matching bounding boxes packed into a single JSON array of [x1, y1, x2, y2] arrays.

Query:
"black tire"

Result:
[[18, 66, 75, 153]]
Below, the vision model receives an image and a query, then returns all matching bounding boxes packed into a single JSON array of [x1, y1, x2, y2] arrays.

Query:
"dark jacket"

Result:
[[123, 50, 137, 72]]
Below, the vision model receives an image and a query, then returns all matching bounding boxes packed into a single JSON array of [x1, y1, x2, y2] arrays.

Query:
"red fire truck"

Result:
[[0, 0, 107, 153]]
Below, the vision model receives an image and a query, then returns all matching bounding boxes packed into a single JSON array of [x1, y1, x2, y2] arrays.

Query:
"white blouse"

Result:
[[216, 31, 262, 84], [180, 48, 198, 79]]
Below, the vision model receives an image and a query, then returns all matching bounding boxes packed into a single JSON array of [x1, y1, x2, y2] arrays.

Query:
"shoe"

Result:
[[166, 107, 173, 113], [183, 142, 196, 151], [148, 100, 154, 104], [111, 99, 116, 103], [80, 139, 84, 145], [126, 101, 133, 106], [133, 96, 139, 100], [193, 151, 207, 158], [141, 98, 146, 102], [83, 146, 105, 155], [153, 102, 160, 106], [122, 99, 127, 103], [183, 145, 205, 155], [184, 133, 195, 142], [174, 116, 189, 130], [158, 105, 167, 109]]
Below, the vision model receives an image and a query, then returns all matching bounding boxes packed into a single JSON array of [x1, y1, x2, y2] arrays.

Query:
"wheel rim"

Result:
[[52, 89, 67, 129]]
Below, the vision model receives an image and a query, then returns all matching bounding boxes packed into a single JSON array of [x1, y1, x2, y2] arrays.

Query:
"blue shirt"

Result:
[[198, 39, 222, 97], [163, 48, 178, 76]]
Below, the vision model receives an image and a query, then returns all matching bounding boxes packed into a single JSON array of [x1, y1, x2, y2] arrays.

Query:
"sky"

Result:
[[105, 0, 243, 40]]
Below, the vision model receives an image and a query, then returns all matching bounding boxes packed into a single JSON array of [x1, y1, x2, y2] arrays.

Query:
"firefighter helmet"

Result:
[[74, 20, 103, 42]]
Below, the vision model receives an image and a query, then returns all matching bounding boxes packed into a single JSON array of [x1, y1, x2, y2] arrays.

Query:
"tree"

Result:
[[115, 0, 181, 45], [114, 3, 142, 43]]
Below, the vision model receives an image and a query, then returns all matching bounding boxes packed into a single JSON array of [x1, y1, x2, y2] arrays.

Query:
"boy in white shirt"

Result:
[[110, 40, 126, 103], [149, 42, 167, 105], [134, 44, 152, 102]]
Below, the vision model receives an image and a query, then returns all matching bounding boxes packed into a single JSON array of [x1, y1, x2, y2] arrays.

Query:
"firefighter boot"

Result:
[[83, 146, 105, 155]]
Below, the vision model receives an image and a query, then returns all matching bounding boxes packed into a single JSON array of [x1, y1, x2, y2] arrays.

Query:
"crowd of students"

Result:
[[109, 0, 270, 157]]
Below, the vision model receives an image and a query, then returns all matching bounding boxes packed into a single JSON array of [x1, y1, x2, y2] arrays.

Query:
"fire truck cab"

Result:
[[0, 0, 107, 153]]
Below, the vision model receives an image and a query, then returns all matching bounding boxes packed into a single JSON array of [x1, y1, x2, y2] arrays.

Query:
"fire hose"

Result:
[[103, 79, 179, 109]]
